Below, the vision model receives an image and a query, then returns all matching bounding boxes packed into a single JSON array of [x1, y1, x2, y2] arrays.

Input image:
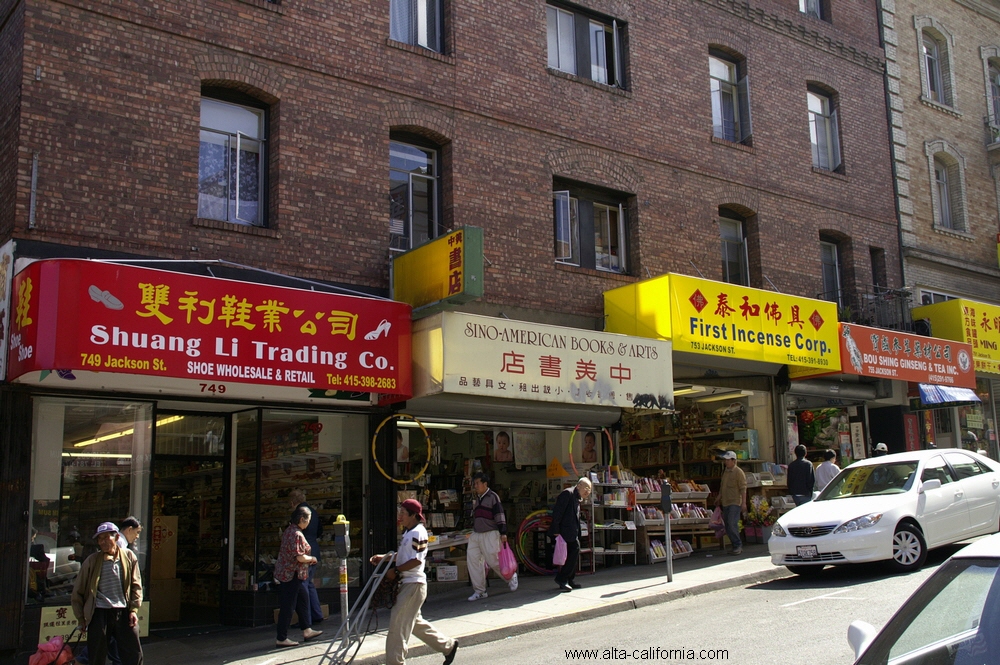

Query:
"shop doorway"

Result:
[[149, 412, 229, 628]]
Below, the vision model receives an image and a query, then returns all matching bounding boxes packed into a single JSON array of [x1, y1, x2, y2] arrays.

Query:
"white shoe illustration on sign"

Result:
[[88, 285, 124, 310], [364, 319, 391, 340]]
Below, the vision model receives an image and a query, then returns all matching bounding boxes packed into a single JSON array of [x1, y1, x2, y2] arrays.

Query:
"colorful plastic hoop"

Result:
[[603, 427, 616, 468], [371, 413, 432, 484], [514, 510, 557, 576], [567, 425, 581, 477]]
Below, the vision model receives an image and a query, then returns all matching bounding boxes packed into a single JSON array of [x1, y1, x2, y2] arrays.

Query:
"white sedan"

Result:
[[769, 449, 1000, 574]]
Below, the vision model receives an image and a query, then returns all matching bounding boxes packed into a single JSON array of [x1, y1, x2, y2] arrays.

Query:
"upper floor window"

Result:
[[719, 211, 748, 286], [553, 181, 628, 274], [799, 0, 826, 20], [199, 96, 267, 226], [914, 18, 956, 109], [390, 0, 442, 52], [989, 62, 1000, 122], [546, 4, 625, 88], [925, 140, 967, 233], [709, 53, 752, 144], [390, 139, 440, 251], [920, 289, 957, 305], [808, 89, 841, 171], [820, 240, 842, 305]]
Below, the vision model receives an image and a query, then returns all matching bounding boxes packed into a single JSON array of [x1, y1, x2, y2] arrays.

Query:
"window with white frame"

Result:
[[389, 139, 440, 251], [799, 0, 825, 20], [989, 62, 1000, 123], [546, 4, 625, 88], [390, 0, 442, 52], [710, 53, 752, 144], [925, 140, 967, 233], [719, 213, 749, 286], [914, 18, 956, 109], [199, 96, 267, 226], [808, 88, 841, 171], [920, 289, 957, 305], [553, 181, 628, 274], [820, 240, 842, 305]]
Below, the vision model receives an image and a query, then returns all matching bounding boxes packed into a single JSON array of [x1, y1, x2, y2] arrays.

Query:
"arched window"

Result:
[[709, 50, 752, 144], [925, 141, 968, 233], [553, 180, 629, 274], [808, 87, 841, 171], [390, 135, 441, 251], [914, 18, 956, 108], [922, 33, 945, 104], [719, 208, 748, 286], [934, 157, 953, 228]]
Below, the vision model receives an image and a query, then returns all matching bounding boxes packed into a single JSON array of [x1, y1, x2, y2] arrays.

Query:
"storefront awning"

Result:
[[912, 299, 1000, 377], [917, 383, 981, 406]]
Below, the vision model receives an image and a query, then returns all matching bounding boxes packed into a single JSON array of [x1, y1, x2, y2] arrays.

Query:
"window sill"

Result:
[[811, 166, 849, 181], [919, 96, 962, 118], [555, 262, 637, 282], [710, 136, 755, 153], [234, 0, 283, 14], [932, 224, 974, 241], [385, 39, 456, 65], [192, 217, 282, 238], [546, 68, 631, 98]]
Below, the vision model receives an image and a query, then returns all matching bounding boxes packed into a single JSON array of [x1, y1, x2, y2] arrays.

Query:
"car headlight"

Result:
[[771, 523, 787, 538], [833, 513, 883, 534]]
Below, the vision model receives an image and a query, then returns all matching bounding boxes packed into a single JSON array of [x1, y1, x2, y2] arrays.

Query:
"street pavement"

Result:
[[142, 543, 788, 665]]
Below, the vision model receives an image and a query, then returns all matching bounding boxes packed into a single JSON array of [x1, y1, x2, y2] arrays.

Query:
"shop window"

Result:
[[27, 398, 153, 606], [199, 94, 268, 226]]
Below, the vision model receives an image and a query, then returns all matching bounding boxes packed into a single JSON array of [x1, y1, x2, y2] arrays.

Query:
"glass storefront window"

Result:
[[255, 410, 366, 590], [958, 379, 995, 457], [28, 398, 153, 605]]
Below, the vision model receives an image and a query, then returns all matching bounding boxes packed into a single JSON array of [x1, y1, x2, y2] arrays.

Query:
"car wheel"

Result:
[[890, 523, 927, 572], [786, 565, 825, 576]]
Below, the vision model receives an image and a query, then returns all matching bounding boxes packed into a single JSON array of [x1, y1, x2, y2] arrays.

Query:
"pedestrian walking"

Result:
[[290, 488, 325, 624], [814, 449, 840, 490], [715, 452, 747, 555], [550, 477, 593, 592], [274, 505, 323, 647], [71, 522, 144, 665], [466, 472, 517, 601], [370, 499, 458, 665], [787, 445, 816, 506]]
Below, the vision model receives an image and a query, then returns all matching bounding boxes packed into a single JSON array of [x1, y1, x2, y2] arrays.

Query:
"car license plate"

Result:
[[796, 545, 818, 559]]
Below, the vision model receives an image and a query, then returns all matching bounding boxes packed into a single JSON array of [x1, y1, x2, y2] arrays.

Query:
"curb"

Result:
[[344, 567, 792, 664]]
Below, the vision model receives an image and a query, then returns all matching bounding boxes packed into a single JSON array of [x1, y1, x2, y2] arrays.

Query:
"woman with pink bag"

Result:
[[548, 478, 592, 592]]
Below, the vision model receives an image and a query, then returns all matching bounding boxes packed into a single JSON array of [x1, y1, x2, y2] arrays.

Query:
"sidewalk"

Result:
[[142, 544, 787, 665]]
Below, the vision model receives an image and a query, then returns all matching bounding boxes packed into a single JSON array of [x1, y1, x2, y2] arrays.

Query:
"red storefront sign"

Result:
[[838, 323, 975, 389], [7, 259, 412, 399]]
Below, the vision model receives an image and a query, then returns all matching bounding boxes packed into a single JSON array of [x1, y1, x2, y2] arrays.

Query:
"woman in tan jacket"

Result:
[[71, 522, 143, 665]]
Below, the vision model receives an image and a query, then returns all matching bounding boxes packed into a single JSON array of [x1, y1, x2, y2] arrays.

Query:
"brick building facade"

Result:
[[0, 0, 899, 656]]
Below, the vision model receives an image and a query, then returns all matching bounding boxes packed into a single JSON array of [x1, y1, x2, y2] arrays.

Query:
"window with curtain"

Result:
[[808, 89, 841, 171], [546, 3, 626, 89], [199, 96, 266, 226], [389, 139, 440, 251], [390, 0, 442, 52]]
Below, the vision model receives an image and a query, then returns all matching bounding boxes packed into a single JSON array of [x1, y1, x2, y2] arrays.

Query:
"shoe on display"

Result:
[[443, 640, 459, 665], [467, 591, 488, 601], [508, 573, 518, 591], [303, 628, 323, 641], [276, 639, 298, 648]]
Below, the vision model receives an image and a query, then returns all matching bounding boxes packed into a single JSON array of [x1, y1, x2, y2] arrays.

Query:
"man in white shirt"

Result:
[[371, 500, 458, 665], [814, 449, 840, 490]]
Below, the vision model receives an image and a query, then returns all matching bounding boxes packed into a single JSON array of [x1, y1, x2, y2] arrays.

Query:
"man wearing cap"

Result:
[[873, 442, 889, 457], [715, 452, 747, 555], [370, 499, 458, 665], [72, 522, 144, 665]]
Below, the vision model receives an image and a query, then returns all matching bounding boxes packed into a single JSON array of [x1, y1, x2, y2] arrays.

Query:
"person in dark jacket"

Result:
[[549, 477, 592, 592], [290, 488, 325, 624], [787, 445, 816, 506]]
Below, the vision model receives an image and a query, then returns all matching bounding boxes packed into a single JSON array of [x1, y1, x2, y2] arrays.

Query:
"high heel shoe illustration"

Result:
[[365, 319, 391, 340]]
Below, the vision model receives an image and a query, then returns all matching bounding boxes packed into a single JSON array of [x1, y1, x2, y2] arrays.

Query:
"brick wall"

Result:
[[4, 0, 899, 322]]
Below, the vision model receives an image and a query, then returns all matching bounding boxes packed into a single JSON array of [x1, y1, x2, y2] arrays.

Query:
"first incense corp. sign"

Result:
[[7, 259, 412, 398]]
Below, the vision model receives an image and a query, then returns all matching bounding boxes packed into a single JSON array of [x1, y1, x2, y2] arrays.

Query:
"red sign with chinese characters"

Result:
[[7, 259, 412, 398], [838, 323, 975, 389]]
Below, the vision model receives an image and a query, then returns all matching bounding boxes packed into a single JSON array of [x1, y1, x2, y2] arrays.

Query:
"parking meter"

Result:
[[333, 515, 351, 558], [333, 515, 350, 628]]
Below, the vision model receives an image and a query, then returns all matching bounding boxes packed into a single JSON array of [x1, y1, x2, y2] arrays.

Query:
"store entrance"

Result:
[[149, 412, 228, 628]]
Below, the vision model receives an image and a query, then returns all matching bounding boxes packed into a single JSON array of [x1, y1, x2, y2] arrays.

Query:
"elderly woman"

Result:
[[274, 505, 323, 647]]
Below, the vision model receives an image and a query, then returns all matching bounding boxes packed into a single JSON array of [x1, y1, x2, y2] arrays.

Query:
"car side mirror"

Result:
[[847, 619, 878, 659], [919, 479, 942, 493]]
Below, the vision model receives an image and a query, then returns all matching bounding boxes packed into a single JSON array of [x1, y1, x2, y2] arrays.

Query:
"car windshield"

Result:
[[857, 557, 1000, 665], [816, 462, 917, 500]]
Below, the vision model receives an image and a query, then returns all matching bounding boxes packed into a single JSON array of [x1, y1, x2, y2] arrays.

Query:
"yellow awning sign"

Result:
[[605, 274, 840, 371], [912, 298, 1000, 376]]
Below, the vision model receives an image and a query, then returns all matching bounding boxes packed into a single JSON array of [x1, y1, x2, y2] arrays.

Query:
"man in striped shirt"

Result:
[[72, 522, 144, 665], [466, 472, 518, 601]]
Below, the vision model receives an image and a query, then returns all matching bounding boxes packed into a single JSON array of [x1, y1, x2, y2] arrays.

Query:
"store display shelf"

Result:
[[593, 482, 635, 488], [670, 551, 692, 560], [643, 519, 665, 527], [650, 554, 669, 563], [670, 518, 710, 525], [673, 492, 710, 500], [596, 550, 636, 555], [595, 502, 630, 508]]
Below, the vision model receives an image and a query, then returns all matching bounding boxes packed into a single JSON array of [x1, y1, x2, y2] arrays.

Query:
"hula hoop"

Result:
[[371, 413, 432, 484], [567, 425, 581, 477], [603, 427, 616, 468], [514, 509, 557, 576]]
